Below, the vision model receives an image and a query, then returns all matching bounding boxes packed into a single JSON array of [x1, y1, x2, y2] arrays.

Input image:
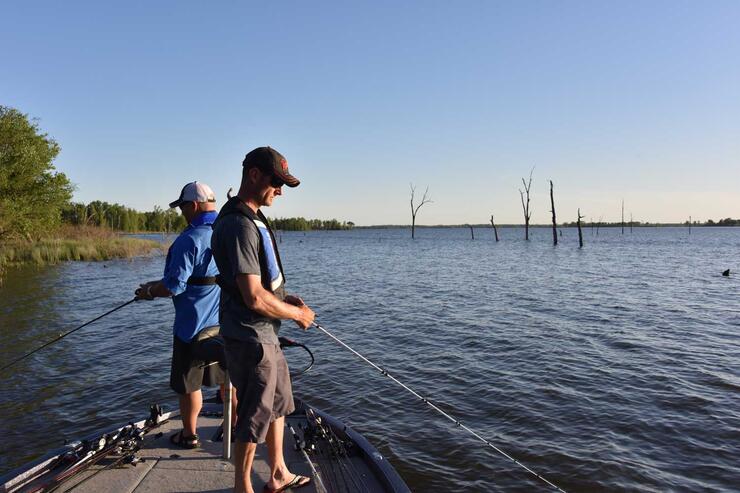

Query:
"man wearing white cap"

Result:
[[135, 181, 226, 449]]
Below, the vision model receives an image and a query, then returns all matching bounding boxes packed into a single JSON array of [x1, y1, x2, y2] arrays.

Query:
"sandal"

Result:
[[170, 430, 200, 449], [263, 474, 311, 493]]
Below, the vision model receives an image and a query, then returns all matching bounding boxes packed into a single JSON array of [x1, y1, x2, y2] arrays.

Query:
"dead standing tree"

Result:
[[519, 169, 533, 240], [410, 184, 431, 239], [490, 215, 499, 242], [577, 209, 585, 248], [549, 180, 557, 246]]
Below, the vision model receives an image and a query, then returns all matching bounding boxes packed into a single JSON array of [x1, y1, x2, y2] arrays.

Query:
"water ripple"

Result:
[[1, 227, 739, 492]]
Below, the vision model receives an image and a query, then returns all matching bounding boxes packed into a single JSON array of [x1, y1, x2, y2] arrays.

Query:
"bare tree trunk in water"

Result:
[[409, 184, 432, 239], [577, 209, 585, 248], [550, 180, 557, 245], [519, 168, 534, 240], [490, 215, 499, 242], [468, 225, 474, 240]]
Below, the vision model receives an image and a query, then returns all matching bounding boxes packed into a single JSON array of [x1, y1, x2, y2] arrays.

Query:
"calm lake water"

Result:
[[1, 226, 738, 492]]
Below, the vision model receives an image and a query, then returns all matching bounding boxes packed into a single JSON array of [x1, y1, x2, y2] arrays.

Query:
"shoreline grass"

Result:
[[0, 226, 164, 280]]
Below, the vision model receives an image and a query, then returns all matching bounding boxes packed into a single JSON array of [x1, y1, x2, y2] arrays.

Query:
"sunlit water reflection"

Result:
[[1, 227, 738, 492]]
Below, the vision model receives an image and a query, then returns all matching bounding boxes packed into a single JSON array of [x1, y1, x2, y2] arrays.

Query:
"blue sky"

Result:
[[2, 1, 738, 225]]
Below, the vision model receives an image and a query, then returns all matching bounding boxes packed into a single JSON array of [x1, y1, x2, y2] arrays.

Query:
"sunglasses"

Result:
[[256, 167, 284, 187]]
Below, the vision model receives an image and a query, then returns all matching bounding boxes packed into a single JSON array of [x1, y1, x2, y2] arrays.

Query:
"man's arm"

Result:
[[135, 280, 173, 300], [136, 236, 194, 300], [235, 274, 314, 329]]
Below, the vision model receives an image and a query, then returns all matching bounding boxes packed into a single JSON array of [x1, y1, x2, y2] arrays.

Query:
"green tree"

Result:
[[164, 208, 186, 232], [62, 202, 89, 225], [0, 106, 74, 239]]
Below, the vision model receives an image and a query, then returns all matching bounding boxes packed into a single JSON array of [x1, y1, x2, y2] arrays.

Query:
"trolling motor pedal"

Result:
[[147, 404, 163, 427]]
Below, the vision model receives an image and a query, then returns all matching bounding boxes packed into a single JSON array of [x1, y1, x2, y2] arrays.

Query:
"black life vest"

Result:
[[212, 197, 286, 300]]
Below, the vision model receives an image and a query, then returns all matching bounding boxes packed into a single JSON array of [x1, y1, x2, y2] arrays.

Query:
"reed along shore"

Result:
[[0, 226, 163, 280]]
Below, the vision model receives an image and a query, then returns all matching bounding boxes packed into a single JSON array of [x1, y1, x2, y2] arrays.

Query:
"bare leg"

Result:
[[234, 440, 257, 493], [179, 389, 202, 437], [265, 416, 295, 490]]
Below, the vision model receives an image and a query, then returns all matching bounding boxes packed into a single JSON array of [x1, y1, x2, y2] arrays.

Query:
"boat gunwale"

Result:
[[0, 409, 176, 492]]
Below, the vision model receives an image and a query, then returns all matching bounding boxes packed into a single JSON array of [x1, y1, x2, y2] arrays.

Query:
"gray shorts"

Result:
[[170, 328, 226, 395], [224, 338, 295, 443]]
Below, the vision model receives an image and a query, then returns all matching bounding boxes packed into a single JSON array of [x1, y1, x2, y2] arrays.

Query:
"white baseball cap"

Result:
[[169, 181, 216, 208]]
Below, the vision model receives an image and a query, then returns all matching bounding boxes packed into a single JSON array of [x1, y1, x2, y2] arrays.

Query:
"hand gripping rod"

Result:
[[311, 321, 568, 493]]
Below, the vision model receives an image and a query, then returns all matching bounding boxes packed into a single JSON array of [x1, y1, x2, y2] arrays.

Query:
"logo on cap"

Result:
[[281, 159, 288, 172]]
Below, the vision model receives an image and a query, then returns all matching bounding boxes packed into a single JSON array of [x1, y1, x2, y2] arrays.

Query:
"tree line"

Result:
[[1, 105, 354, 239], [62, 201, 187, 232], [61, 201, 355, 233], [270, 217, 354, 231], [705, 218, 739, 226], [559, 218, 740, 227]]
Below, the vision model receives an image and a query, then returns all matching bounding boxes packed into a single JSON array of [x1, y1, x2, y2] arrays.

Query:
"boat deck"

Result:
[[58, 414, 317, 493], [3, 399, 407, 493]]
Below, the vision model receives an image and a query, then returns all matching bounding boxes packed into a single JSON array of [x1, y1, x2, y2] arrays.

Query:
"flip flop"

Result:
[[170, 430, 200, 449], [262, 474, 311, 493]]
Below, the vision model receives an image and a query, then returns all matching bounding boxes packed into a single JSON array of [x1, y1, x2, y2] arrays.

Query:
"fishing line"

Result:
[[1, 298, 138, 372], [312, 322, 568, 493]]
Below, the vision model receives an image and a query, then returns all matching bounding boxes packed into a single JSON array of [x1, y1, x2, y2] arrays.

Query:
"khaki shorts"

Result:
[[224, 338, 295, 443]]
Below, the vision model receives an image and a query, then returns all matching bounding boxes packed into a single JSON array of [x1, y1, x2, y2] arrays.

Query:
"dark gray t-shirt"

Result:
[[211, 205, 285, 344]]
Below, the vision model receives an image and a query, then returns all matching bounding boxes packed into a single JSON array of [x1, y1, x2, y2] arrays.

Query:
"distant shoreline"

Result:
[[349, 223, 740, 229]]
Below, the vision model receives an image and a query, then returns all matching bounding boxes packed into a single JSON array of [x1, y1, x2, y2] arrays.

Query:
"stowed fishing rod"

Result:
[[287, 421, 328, 493], [312, 321, 568, 493], [0, 298, 138, 372], [305, 407, 369, 493]]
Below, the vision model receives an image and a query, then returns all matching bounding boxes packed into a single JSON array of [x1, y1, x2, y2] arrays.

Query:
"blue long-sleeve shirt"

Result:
[[162, 211, 220, 342]]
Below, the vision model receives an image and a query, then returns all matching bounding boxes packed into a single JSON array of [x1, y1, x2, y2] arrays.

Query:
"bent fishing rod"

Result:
[[0, 298, 138, 372], [312, 321, 568, 493]]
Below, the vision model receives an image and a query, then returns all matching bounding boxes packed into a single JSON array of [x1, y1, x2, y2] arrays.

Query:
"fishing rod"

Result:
[[17, 405, 167, 493], [0, 298, 138, 372], [312, 321, 568, 493], [287, 421, 328, 493], [305, 408, 369, 493]]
